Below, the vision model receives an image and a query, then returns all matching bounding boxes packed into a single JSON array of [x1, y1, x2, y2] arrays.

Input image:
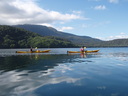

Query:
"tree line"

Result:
[[0, 25, 77, 48], [0, 25, 128, 48]]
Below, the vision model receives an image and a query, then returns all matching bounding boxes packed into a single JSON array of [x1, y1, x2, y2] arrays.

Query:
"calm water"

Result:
[[0, 48, 128, 96]]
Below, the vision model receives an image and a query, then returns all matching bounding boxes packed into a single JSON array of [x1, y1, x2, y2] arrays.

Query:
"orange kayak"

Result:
[[67, 50, 99, 53], [16, 50, 50, 53]]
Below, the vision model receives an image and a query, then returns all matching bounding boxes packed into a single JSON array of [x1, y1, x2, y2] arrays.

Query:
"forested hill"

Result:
[[99, 39, 128, 47], [0, 25, 77, 48], [1, 25, 128, 48], [13, 24, 103, 46], [13, 24, 128, 47]]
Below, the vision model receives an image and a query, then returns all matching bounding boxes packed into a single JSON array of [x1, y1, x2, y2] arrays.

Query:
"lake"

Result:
[[0, 48, 128, 96]]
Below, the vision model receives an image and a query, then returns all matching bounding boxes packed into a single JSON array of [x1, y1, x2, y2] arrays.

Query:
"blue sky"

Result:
[[0, 0, 128, 40]]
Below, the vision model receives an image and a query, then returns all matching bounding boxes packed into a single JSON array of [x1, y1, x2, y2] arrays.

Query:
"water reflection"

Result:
[[109, 52, 128, 61], [0, 54, 98, 96], [1, 49, 128, 96], [0, 53, 99, 72]]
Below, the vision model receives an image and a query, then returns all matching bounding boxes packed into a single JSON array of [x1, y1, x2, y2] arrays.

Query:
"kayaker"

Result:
[[30, 47, 33, 52], [35, 47, 40, 52], [80, 46, 85, 52], [80, 46, 86, 52]]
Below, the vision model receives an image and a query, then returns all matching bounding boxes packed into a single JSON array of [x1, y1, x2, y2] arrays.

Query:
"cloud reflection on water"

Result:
[[109, 52, 128, 60], [1, 48, 128, 96], [0, 53, 98, 96], [0, 69, 81, 96]]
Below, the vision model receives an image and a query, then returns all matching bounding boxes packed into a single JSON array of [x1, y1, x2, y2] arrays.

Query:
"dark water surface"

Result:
[[0, 48, 128, 96]]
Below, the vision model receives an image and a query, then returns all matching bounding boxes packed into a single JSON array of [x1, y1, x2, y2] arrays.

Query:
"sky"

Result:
[[0, 0, 128, 40]]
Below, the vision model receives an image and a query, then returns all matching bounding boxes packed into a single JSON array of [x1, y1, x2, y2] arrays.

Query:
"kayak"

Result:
[[16, 50, 50, 53], [67, 50, 99, 53]]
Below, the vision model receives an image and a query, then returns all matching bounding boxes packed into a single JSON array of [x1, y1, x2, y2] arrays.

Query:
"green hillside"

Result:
[[100, 39, 128, 47], [1, 25, 128, 48], [13, 24, 128, 47], [0, 25, 77, 48], [13, 24, 103, 46]]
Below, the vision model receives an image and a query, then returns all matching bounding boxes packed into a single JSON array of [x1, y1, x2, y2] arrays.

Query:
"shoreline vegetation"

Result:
[[0, 25, 128, 48]]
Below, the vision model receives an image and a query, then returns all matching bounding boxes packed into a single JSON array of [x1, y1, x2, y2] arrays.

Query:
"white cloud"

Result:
[[96, 32, 128, 41], [72, 11, 82, 14], [40, 23, 54, 27], [0, 0, 84, 25], [58, 26, 74, 31], [109, 0, 119, 3], [94, 5, 106, 10]]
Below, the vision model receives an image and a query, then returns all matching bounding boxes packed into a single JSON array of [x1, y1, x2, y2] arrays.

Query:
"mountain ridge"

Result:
[[0, 24, 127, 47], [13, 24, 103, 46], [0, 25, 77, 48]]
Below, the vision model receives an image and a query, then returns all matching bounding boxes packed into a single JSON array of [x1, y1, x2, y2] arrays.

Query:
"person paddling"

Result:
[[80, 46, 84, 52], [30, 47, 33, 52], [80, 46, 86, 53]]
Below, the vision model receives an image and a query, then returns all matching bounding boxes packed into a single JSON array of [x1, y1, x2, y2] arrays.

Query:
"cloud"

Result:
[[94, 5, 106, 10], [96, 32, 128, 41], [72, 11, 83, 14], [58, 26, 74, 31], [108, 33, 128, 40], [0, 0, 84, 25], [109, 0, 119, 3]]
